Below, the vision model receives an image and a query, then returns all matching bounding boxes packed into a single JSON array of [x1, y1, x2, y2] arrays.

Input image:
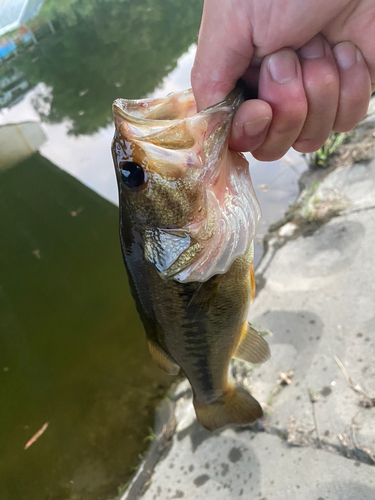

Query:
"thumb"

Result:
[[191, 0, 254, 111]]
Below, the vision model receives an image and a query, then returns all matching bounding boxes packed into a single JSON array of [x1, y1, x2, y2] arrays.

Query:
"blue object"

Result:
[[0, 39, 17, 60]]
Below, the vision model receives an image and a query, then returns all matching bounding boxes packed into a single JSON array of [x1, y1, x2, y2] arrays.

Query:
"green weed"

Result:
[[143, 426, 155, 443], [315, 132, 346, 167]]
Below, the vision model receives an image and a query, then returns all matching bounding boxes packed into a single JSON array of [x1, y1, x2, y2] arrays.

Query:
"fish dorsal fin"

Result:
[[148, 341, 180, 376], [234, 323, 271, 364]]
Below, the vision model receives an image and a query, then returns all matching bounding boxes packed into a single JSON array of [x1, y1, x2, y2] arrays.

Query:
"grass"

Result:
[[106, 481, 130, 500], [143, 426, 156, 443], [314, 132, 347, 167], [299, 182, 321, 222], [106, 423, 158, 500]]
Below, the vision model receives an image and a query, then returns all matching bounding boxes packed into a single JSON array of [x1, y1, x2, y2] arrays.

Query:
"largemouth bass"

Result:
[[111, 88, 270, 431]]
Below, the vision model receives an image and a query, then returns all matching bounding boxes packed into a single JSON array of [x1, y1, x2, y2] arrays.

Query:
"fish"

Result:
[[111, 87, 270, 431]]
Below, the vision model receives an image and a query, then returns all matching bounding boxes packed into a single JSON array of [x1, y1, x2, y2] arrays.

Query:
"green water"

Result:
[[0, 154, 169, 500], [0, 1, 203, 499]]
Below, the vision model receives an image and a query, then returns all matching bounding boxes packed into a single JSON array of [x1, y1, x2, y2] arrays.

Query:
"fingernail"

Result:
[[300, 37, 325, 59], [334, 42, 359, 70], [243, 116, 270, 137], [268, 51, 297, 84]]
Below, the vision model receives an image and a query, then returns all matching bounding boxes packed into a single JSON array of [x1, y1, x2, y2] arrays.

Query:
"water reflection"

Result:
[[0, 1, 202, 204], [7, 0, 203, 136], [0, 121, 46, 169]]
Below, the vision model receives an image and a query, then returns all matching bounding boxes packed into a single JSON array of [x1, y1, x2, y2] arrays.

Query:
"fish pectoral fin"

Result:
[[234, 323, 271, 364], [148, 340, 180, 376], [187, 274, 224, 311]]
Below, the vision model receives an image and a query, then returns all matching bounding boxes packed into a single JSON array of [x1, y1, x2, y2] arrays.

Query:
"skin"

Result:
[[191, 0, 375, 160]]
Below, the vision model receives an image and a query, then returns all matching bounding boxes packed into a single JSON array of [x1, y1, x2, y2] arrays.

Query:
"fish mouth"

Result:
[[112, 88, 244, 178], [112, 87, 244, 169], [112, 86, 243, 130], [113, 101, 173, 125], [113, 89, 196, 127]]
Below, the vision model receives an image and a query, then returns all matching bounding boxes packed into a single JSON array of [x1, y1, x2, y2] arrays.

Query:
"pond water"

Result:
[[0, 1, 307, 499]]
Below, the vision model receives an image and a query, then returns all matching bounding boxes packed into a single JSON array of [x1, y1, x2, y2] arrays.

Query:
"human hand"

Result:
[[191, 0, 374, 160]]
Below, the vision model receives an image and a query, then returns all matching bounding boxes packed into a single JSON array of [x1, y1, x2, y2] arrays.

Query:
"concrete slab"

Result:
[[249, 208, 375, 459], [314, 159, 375, 213], [140, 431, 375, 500]]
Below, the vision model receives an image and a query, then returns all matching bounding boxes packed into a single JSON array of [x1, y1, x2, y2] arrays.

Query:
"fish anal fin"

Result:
[[148, 341, 180, 376], [234, 322, 271, 364], [194, 386, 262, 431]]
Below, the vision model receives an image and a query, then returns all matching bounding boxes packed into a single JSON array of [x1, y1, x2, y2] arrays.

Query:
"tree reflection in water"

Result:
[[9, 0, 203, 135]]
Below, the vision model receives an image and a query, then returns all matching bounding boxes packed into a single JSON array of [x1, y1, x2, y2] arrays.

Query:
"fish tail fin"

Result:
[[194, 386, 263, 431]]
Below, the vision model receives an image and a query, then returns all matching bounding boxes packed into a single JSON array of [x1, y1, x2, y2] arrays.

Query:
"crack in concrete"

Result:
[[343, 204, 375, 215], [255, 203, 375, 296], [235, 417, 375, 467]]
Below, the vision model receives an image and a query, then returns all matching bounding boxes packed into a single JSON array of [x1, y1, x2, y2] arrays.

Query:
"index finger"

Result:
[[191, 0, 254, 111]]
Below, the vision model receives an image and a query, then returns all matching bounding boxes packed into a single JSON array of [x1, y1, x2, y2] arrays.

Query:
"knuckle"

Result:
[[305, 73, 338, 97], [252, 146, 287, 162], [333, 121, 355, 133], [293, 138, 325, 154], [273, 101, 307, 133], [190, 65, 204, 91], [273, 114, 303, 135]]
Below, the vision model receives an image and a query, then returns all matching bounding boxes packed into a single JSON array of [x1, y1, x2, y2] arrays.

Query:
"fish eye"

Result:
[[120, 161, 146, 190]]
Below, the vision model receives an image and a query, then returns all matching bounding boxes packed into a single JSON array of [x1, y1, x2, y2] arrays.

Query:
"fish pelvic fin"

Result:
[[194, 386, 263, 431], [148, 341, 180, 376], [234, 322, 271, 364]]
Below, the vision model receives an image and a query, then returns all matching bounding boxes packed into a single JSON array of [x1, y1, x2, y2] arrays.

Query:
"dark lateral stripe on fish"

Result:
[[179, 304, 215, 392], [181, 330, 213, 376]]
